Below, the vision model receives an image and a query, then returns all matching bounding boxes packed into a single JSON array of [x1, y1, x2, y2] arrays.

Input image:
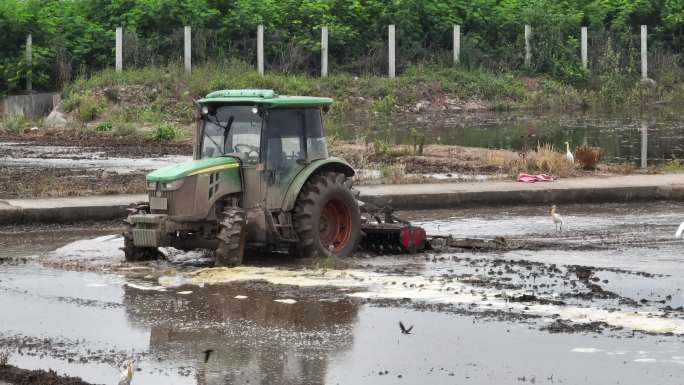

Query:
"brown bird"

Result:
[[399, 321, 413, 334]]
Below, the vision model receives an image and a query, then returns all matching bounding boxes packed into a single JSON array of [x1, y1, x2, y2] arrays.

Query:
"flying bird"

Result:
[[203, 349, 214, 363], [565, 142, 574, 164], [399, 321, 413, 334], [551, 205, 564, 232], [676, 222, 684, 238]]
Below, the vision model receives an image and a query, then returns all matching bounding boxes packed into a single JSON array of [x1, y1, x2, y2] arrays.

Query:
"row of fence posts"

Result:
[[113, 24, 651, 79], [21, 24, 653, 91]]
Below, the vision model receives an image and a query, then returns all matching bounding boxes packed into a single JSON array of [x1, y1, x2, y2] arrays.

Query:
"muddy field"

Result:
[[1, 202, 684, 384], [0, 134, 191, 198], [0, 130, 640, 198]]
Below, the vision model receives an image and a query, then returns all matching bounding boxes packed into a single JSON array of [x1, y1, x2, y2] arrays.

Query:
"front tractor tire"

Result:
[[122, 203, 160, 262], [215, 207, 247, 266], [294, 172, 361, 259]]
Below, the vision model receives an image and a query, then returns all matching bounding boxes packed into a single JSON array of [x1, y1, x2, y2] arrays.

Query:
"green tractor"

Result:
[[123, 89, 361, 265]]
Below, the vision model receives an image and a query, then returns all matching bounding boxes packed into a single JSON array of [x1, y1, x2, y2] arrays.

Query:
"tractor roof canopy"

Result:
[[197, 89, 332, 108]]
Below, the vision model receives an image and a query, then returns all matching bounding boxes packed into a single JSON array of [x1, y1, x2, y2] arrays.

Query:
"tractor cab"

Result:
[[196, 89, 332, 210]]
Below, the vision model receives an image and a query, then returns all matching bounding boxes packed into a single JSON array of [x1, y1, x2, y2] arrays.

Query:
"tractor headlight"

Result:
[[161, 179, 184, 191], [147, 181, 158, 191]]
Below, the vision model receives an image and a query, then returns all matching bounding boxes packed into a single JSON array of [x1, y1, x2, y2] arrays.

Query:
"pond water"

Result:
[[334, 108, 684, 164]]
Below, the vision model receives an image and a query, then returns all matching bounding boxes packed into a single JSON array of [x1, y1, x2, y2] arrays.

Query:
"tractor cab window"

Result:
[[305, 108, 328, 161], [265, 108, 329, 170], [201, 105, 262, 163], [266, 109, 305, 171]]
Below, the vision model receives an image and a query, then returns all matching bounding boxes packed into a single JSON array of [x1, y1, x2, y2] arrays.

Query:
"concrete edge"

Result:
[[1, 184, 683, 225], [361, 185, 684, 210]]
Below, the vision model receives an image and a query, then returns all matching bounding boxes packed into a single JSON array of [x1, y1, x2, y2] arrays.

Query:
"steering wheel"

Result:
[[233, 143, 259, 159]]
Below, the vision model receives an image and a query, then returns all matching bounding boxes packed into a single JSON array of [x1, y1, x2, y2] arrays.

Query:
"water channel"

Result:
[[335, 108, 684, 165]]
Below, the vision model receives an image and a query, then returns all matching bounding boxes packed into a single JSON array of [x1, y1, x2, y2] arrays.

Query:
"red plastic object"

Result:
[[516, 173, 555, 183], [400, 226, 427, 253]]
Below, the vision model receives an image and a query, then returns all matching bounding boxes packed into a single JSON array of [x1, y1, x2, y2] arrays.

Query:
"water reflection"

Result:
[[123, 282, 359, 385], [333, 109, 684, 164]]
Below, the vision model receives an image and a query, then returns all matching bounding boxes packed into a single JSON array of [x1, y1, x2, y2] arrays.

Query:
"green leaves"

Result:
[[1, 0, 682, 93]]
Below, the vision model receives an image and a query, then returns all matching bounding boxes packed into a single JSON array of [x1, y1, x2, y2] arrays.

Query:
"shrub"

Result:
[[61, 94, 81, 112], [608, 161, 637, 174], [371, 94, 395, 114], [380, 163, 407, 184], [151, 123, 178, 142], [95, 121, 113, 132], [0, 350, 8, 367], [0, 116, 28, 134], [530, 143, 575, 175], [372, 138, 390, 155], [409, 127, 425, 155], [78, 95, 100, 122], [658, 159, 684, 172], [574, 145, 602, 170], [113, 123, 136, 137]]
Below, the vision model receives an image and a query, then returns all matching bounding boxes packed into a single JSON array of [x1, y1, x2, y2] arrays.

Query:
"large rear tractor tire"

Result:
[[122, 203, 160, 262], [293, 172, 361, 259], [215, 207, 247, 266]]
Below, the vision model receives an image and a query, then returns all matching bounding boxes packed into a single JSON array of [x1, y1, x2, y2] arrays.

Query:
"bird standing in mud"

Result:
[[399, 321, 413, 334], [551, 205, 564, 232], [117, 360, 134, 385], [676, 222, 684, 238], [565, 142, 574, 164]]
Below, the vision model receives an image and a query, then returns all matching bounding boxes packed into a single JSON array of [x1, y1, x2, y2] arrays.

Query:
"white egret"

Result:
[[676, 222, 684, 238], [117, 360, 134, 385], [565, 142, 574, 164], [551, 205, 564, 232]]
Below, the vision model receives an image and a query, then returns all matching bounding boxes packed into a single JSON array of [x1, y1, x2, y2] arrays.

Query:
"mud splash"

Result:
[[37, 233, 684, 336], [154, 265, 684, 335]]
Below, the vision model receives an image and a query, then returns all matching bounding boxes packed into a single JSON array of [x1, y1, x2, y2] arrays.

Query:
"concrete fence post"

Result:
[[388, 24, 396, 78], [453, 25, 460, 64], [321, 26, 328, 77], [581, 26, 588, 70], [26, 34, 32, 92], [257, 24, 264, 75], [641, 121, 648, 169], [115, 27, 123, 72], [184, 26, 192, 74], [524, 25, 531, 68], [640, 25, 647, 79]]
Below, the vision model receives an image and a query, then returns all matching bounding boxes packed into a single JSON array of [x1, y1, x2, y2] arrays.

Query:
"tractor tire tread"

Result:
[[215, 207, 246, 266], [293, 171, 361, 259]]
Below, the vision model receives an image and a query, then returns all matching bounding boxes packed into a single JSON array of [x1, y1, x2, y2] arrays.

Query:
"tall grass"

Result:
[[0, 116, 29, 134], [62, 61, 529, 124], [529, 143, 576, 175], [60, 60, 684, 132]]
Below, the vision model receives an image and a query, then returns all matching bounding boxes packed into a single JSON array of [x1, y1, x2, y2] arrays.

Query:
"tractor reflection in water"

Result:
[[122, 283, 359, 384]]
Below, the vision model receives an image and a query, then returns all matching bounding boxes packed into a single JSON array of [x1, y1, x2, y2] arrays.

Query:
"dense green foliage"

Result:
[[1, 0, 684, 94]]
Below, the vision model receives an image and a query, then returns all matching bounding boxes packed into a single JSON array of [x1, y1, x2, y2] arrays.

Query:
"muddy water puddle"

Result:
[[2, 260, 684, 385], [2, 203, 684, 384]]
